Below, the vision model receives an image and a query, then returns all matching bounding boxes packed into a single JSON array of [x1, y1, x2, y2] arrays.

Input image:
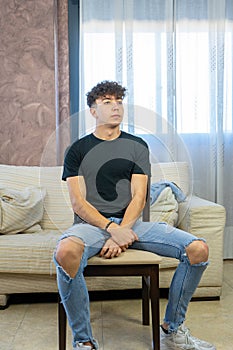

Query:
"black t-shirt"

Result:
[[62, 131, 151, 219]]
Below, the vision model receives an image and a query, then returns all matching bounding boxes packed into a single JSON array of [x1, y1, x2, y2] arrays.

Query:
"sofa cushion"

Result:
[[149, 187, 179, 226], [151, 162, 190, 196], [0, 165, 73, 232], [0, 231, 60, 274], [0, 186, 45, 234], [0, 230, 179, 275]]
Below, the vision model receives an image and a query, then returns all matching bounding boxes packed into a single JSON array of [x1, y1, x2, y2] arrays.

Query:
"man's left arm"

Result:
[[120, 173, 148, 228]]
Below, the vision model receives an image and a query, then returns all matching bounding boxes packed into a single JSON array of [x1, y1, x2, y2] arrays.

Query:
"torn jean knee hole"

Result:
[[56, 265, 73, 302], [181, 252, 209, 267], [184, 237, 206, 249], [183, 238, 208, 264], [57, 265, 73, 282]]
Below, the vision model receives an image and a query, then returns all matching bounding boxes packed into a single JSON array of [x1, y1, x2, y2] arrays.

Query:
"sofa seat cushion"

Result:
[[0, 231, 60, 275], [0, 231, 179, 275]]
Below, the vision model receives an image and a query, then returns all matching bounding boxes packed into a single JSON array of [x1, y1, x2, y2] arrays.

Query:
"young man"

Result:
[[54, 81, 215, 350]]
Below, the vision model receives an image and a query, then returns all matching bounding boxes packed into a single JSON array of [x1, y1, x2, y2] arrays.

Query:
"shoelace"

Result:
[[170, 326, 196, 350], [175, 325, 197, 348], [184, 328, 196, 345]]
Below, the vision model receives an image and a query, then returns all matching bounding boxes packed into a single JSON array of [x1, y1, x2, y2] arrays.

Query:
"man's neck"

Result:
[[93, 126, 121, 140]]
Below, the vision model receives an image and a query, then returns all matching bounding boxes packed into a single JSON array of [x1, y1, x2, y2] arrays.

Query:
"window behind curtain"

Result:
[[69, 0, 233, 138]]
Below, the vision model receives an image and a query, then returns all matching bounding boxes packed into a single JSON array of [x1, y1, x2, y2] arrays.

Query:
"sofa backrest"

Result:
[[151, 162, 190, 196], [0, 162, 190, 232]]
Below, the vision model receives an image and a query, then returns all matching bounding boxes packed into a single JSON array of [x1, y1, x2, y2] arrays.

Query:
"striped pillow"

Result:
[[0, 186, 46, 234]]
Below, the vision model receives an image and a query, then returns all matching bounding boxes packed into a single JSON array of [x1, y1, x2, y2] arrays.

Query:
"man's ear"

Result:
[[90, 107, 97, 118]]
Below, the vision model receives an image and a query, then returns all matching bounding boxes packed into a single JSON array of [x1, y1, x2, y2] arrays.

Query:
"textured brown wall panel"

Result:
[[0, 0, 56, 165], [56, 0, 70, 166]]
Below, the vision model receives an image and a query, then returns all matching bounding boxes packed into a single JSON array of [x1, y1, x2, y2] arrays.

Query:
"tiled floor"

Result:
[[0, 261, 233, 350]]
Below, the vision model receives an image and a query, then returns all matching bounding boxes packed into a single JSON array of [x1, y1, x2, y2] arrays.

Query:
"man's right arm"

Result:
[[67, 176, 110, 229], [66, 176, 137, 248]]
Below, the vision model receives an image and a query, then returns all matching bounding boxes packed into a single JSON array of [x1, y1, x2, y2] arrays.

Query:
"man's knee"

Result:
[[55, 237, 85, 277], [185, 239, 209, 265]]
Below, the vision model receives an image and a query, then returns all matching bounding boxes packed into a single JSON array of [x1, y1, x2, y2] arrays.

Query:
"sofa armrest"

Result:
[[178, 195, 226, 236], [178, 195, 226, 288]]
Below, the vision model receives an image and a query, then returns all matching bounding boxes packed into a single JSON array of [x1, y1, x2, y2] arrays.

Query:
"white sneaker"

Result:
[[74, 342, 92, 350], [160, 324, 216, 350]]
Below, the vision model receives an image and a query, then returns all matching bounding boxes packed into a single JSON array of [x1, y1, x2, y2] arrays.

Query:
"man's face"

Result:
[[91, 95, 124, 127]]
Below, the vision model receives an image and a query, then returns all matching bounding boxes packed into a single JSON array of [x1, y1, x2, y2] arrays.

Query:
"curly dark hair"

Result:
[[86, 80, 127, 107]]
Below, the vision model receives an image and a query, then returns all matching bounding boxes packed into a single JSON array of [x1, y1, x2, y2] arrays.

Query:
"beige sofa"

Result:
[[0, 163, 226, 308]]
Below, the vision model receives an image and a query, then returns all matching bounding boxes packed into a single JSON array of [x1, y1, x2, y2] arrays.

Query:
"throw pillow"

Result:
[[0, 186, 46, 234], [150, 187, 179, 226]]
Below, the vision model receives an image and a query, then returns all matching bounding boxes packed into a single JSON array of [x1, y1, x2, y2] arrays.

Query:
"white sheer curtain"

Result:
[[77, 0, 233, 258], [175, 1, 233, 258]]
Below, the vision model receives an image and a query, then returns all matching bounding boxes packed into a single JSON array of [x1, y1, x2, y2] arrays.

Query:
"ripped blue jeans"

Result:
[[53, 219, 208, 348]]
